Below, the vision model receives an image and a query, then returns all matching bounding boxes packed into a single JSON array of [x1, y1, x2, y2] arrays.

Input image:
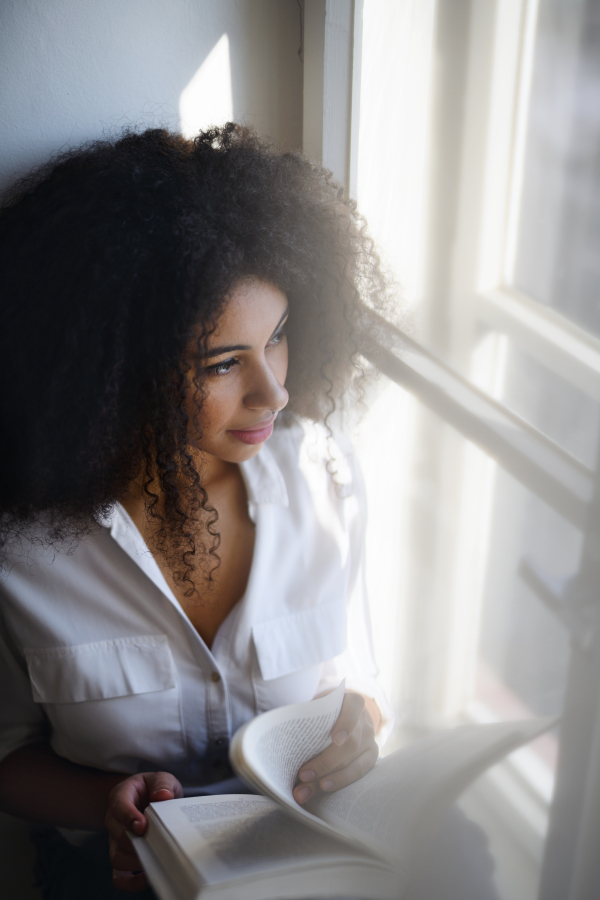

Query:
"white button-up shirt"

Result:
[[0, 419, 391, 789]]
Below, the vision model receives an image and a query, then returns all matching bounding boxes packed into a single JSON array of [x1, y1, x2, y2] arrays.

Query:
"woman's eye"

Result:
[[269, 327, 287, 346], [205, 357, 240, 376]]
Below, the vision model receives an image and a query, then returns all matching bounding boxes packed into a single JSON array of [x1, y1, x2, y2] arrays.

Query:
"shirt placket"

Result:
[[106, 445, 289, 783], [109, 509, 234, 782], [198, 645, 231, 783], [146, 598, 234, 784]]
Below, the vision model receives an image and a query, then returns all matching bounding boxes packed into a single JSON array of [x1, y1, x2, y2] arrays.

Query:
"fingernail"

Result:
[[321, 779, 334, 791], [295, 786, 311, 802], [299, 769, 315, 782], [132, 819, 144, 835], [333, 730, 348, 746]]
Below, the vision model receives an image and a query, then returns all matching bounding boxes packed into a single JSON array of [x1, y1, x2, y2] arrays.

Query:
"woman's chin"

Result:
[[192, 439, 268, 469]]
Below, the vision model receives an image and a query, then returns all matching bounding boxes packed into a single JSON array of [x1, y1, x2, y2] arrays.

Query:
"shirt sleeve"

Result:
[[0, 607, 47, 763], [314, 436, 394, 746]]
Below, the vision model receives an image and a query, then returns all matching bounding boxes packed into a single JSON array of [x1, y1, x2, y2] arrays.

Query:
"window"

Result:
[[304, 1, 600, 897]]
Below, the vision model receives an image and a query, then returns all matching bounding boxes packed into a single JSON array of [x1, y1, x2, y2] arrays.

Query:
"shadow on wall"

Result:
[[0, 0, 303, 191]]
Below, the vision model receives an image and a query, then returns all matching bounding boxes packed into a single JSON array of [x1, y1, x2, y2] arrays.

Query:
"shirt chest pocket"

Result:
[[251, 599, 347, 713], [24, 635, 185, 771]]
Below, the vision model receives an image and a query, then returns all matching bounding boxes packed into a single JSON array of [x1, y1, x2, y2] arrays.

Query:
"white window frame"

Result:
[[302, 2, 600, 897], [445, 3, 600, 896]]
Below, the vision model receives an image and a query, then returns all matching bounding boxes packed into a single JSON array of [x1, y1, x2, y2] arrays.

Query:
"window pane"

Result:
[[501, 340, 600, 469], [476, 478, 574, 717], [509, 0, 600, 337], [470, 336, 593, 781], [473, 471, 575, 788]]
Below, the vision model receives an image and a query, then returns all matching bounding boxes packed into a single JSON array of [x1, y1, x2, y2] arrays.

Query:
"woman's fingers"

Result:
[[298, 714, 375, 783], [294, 693, 380, 805], [318, 745, 379, 793], [106, 771, 183, 889], [327, 716, 375, 771], [330, 692, 366, 747], [293, 780, 318, 804], [146, 771, 184, 803], [105, 812, 141, 862], [106, 775, 148, 834], [108, 839, 143, 873], [293, 730, 379, 805], [106, 771, 182, 835], [106, 771, 182, 853]]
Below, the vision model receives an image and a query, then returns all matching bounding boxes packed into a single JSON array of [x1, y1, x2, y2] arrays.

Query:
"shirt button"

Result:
[[210, 671, 221, 683], [215, 737, 227, 747]]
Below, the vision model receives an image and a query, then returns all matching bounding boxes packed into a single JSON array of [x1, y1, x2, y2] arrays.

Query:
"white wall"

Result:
[[0, 0, 303, 189], [0, 5, 302, 896]]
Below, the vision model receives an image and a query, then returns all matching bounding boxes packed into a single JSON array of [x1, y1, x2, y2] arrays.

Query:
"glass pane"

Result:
[[509, 0, 600, 337], [470, 335, 596, 781], [476, 477, 575, 719], [473, 472, 575, 783], [501, 339, 600, 469]]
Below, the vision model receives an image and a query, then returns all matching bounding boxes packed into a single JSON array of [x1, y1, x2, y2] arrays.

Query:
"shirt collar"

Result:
[[239, 441, 289, 507], [96, 445, 287, 607], [98, 504, 180, 604], [97, 441, 289, 536]]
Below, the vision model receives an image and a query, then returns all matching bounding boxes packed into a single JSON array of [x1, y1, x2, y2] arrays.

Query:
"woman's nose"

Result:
[[244, 361, 289, 413]]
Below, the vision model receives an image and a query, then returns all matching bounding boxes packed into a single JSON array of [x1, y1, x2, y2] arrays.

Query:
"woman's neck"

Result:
[[120, 452, 238, 530], [119, 453, 255, 647]]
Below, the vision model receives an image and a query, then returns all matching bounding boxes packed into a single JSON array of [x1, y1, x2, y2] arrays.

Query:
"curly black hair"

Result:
[[0, 124, 391, 590]]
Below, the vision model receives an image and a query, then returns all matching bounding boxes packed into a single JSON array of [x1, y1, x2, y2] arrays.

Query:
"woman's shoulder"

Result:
[[0, 515, 109, 586]]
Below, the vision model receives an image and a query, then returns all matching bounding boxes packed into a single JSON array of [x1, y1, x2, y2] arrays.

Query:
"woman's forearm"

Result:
[[0, 742, 126, 830]]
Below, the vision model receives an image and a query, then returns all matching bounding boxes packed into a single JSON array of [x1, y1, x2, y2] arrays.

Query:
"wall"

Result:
[[0, 4, 302, 896], [0, 0, 303, 190]]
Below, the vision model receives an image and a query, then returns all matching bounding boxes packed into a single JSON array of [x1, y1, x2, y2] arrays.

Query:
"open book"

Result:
[[132, 683, 553, 900]]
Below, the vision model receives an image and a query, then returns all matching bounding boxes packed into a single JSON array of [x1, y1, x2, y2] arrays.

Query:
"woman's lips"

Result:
[[227, 418, 275, 445]]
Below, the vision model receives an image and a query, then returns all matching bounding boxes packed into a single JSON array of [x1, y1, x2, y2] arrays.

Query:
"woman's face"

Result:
[[193, 278, 289, 467]]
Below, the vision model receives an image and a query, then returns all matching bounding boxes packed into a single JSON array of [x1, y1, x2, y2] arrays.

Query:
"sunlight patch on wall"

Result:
[[179, 33, 233, 138]]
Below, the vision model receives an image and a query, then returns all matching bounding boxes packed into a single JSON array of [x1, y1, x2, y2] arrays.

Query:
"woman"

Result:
[[0, 125, 391, 897]]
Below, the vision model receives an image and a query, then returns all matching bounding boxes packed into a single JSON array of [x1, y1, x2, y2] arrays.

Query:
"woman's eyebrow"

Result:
[[201, 307, 289, 360], [201, 342, 251, 360]]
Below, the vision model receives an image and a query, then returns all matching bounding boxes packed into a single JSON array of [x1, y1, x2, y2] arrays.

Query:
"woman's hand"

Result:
[[293, 692, 380, 806], [105, 771, 183, 892]]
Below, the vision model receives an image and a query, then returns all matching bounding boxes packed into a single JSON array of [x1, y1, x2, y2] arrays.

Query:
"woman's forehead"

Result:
[[185, 279, 288, 362], [209, 280, 288, 339]]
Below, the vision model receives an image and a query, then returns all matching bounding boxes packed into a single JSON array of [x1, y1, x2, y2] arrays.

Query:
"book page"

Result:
[[229, 681, 361, 840], [306, 718, 555, 867], [144, 793, 382, 887]]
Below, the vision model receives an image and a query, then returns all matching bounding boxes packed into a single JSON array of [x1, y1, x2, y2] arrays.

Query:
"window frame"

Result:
[[303, 2, 600, 896]]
